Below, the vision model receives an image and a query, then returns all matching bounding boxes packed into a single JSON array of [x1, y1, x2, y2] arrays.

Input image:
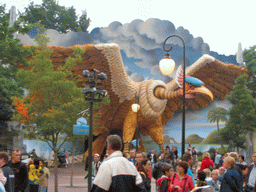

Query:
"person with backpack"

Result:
[[199, 152, 214, 171], [156, 164, 174, 192]]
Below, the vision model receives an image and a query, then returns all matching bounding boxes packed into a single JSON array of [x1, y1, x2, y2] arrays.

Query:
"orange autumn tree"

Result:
[[13, 96, 30, 124], [12, 27, 87, 192]]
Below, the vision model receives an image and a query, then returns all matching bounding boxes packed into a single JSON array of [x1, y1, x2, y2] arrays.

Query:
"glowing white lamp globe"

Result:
[[159, 57, 176, 76], [131, 103, 140, 113]]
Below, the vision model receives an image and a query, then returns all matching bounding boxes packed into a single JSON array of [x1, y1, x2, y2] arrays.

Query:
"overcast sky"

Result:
[[3, 0, 256, 56]]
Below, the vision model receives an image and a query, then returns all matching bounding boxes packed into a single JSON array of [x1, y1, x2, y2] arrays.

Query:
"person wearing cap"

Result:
[[30, 149, 38, 159]]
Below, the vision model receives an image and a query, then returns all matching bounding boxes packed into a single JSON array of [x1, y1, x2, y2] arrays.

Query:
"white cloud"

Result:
[[130, 73, 144, 82]]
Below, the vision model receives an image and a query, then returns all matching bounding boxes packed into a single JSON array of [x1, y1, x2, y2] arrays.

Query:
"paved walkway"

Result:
[[48, 162, 157, 192], [48, 163, 87, 191]]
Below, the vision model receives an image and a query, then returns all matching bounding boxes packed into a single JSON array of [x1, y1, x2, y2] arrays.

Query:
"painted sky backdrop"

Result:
[[3, 0, 256, 56]]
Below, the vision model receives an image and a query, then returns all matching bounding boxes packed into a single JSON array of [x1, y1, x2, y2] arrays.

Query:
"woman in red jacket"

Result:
[[199, 152, 214, 171], [170, 161, 194, 192]]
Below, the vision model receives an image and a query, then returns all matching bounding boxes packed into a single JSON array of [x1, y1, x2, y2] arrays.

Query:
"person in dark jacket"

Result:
[[0, 152, 15, 192], [8, 149, 28, 192], [229, 152, 243, 187], [220, 156, 242, 192], [128, 149, 137, 165], [147, 149, 157, 170], [30, 150, 38, 159]]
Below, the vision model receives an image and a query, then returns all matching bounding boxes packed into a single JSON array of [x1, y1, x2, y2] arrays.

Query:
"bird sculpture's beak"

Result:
[[189, 86, 213, 101]]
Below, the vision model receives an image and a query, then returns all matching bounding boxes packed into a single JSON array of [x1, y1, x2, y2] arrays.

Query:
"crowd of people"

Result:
[[0, 149, 50, 192], [89, 137, 256, 192], [1, 137, 256, 192]]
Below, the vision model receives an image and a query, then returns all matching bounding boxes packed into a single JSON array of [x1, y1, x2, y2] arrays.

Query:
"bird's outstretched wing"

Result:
[[162, 54, 249, 125], [21, 43, 139, 135]]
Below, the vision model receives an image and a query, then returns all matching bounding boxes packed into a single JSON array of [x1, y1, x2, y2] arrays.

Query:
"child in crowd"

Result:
[[29, 158, 44, 192], [210, 169, 220, 192], [39, 159, 50, 192], [192, 171, 210, 192], [196, 171, 208, 187], [156, 164, 174, 192], [203, 169, 219, 192], [217, 167, 226, 184]]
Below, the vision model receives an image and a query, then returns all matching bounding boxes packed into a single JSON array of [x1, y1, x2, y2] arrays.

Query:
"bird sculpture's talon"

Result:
[[159, 144, 165, 152], [123, 142, 130, 156]]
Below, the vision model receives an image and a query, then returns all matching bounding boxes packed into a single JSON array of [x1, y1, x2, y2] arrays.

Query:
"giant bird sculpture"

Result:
[[21, 43, 249, 158]]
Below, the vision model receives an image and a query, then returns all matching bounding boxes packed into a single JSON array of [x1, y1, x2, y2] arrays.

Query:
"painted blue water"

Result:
[[23, 140, 84, 159]]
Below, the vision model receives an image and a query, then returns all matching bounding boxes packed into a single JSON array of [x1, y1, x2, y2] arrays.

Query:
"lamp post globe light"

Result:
[[159, 53, 176, 76], [159, 35, 186, 156], [82, 69, 107, 190], [131, 92, 140, 151]]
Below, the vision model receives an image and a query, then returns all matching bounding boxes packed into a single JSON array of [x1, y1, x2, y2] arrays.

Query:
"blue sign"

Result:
[[76, 117, 87, 125], [73, 125, 89, 135]]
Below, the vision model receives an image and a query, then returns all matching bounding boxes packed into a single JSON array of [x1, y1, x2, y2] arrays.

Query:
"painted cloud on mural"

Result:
[[98, 18, 211, 82]]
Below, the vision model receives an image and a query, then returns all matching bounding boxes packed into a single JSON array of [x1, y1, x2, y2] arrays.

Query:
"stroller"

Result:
[[57, 151, 66, 168]]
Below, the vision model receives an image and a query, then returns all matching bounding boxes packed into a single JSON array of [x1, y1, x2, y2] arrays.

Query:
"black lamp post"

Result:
[[82, 69, 107, 190], [159, 35, 186, 156], [131, 92, 140, 151]]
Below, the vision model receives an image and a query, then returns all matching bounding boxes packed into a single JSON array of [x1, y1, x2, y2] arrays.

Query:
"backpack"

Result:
[[207, 161, 213, 171]]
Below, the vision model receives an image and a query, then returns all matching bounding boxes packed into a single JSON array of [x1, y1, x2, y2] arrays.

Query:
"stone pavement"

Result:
[[48, 162, 157, 192], [48, 162, 87, 192]]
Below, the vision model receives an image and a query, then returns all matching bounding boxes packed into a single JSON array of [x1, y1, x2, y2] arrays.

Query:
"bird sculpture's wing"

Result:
[[21, 43, 139, 135], [162, 54, 249, 125]]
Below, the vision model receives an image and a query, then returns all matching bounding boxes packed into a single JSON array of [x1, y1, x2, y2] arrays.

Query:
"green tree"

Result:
[[207, 107, 228, 151], [20, 0, 90, 33], [0, 5, 33, 149], [0, 5, 32, 79], [0, 77, 23, 148], [221, 74, 256, 152], [77, 10, 90, 32], [244, 45, 256, 97], [13, 27, 85, 192]]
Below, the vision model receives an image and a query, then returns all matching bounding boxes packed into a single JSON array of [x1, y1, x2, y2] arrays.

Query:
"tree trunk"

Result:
[[217, 122, 225, 152], [70, 141, 75, 187], [53, 143, 58, 192]]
